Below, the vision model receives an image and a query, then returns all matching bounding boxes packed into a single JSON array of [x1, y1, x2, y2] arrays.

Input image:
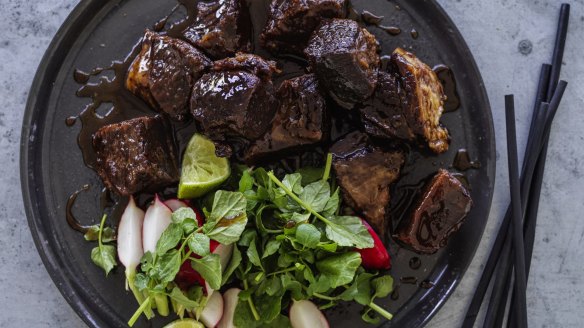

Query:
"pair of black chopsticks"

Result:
[[463, 3, 570, 328]]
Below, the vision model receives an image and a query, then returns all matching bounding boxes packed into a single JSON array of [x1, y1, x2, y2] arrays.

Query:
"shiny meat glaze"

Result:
[[357, 71, 415, 141], [246, 74, 328, 163], [305, 18, 379, 109], [92, 116, 179, 196], [391, 47, 450, 153], [125, 30, 211, 120], [395, 169, 473, 254], [190, 54, 279, 143], [331, 131, 405, 238], [261, 0, 347, 55], [182, 0, 252, 59]]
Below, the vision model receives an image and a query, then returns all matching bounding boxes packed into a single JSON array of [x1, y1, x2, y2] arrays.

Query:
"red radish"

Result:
[[117, 196, 149, 315], [290, 300, 329, 328], [142, 194, 172, 254], [214, 243, 234, 271], [200, 289, 224, 327], [357, 219, 391, 270], [217, 288, 241, 328], [174, 242, 232, 292], [164, 199, 189, 212]]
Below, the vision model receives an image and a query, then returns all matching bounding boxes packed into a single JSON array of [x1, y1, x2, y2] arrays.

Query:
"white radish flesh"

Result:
[[217, 288, 241, 328], [118, 196, 145, 270], [164, 199, 189, 212], [290, 300, 329, 328], [142, 194, 173, 253], [200, 290, 224, 328], [214, 243, 234, 273]]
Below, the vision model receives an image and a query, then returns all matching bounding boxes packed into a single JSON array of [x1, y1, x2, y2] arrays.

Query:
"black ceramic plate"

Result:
[[21, 0, 495, 327]]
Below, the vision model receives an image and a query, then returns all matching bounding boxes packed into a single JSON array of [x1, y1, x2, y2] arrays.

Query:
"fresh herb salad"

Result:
[[87, 144, 394, 327]]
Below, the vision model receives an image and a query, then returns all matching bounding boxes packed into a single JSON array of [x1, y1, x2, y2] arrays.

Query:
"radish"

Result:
[[200, 289, 224, 327], [175, 242, 233, 295], [214, 243, 234, 272], [164, 199, 189, 212], [217, 288, 241, 328], [117, 196, 150, 317], [357, 219, 391, 270], [289, 300, 329, 328], [142, 194, 173, 316], [142, 194, 173, 253]]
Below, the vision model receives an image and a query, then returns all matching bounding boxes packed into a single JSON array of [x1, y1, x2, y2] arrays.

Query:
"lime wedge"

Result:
[[178, 134, 230, 199], [163, 319, 205, 328]]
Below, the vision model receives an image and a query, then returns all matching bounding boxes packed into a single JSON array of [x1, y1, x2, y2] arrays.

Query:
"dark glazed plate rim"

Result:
[[21, 0, 495, 327]]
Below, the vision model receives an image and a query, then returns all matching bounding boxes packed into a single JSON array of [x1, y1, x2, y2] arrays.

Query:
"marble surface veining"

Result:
[[0, 0, 583, 327]]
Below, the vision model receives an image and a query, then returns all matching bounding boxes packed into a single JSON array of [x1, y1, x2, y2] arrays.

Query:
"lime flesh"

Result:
[[178, 134, 230, 199]]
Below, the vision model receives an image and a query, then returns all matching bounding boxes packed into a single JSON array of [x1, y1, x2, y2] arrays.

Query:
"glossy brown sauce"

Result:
[[453, 149, 481, 171], [409, 256, 421, 270], [433, 64, 460, 112], [410, 28, 419, 39], [361, 10, 384, 25], [400, 276, 417, 284], [380, 25, 401, 36], [66, 184, 91, 233]]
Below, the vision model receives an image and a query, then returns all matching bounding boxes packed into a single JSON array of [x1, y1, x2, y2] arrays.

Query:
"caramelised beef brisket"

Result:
[[92, 116, 179, 196]]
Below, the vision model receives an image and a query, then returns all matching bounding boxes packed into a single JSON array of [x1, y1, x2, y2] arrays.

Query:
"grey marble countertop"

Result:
[[1, 0, 583, 327]]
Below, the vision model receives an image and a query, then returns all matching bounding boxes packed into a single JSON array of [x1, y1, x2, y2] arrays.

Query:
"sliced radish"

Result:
[[200, 290, 224, 327], [164, 199, 189, 212], [290, 300, 329, 328], [214, 243, 234, 272], [357, 219, 391, 270], [175, 242, 231, 292], [217, 288, 241, 328], [118, 196, 145, 271], [142, 194, 173, 253]]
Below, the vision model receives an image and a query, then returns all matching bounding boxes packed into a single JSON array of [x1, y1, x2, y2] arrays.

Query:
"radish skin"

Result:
[[117, 196, 151, 318], [290, 300, 329, 328], [164, 199, 189, 212], [142, 194, 173, 253], [200, 290, 224, 327], [217, 289, 241, 328]]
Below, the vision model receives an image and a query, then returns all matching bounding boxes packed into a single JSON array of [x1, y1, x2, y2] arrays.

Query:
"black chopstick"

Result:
[[505, 95, 529, 328], [461, 65, 551, 328], [546, 4, 570, 100]]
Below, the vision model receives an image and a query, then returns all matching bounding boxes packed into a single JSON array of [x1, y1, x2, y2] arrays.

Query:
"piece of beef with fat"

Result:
[[182, 0, 252, 59], [92, 116, 179, 196], [126, 30, 212, 120], [261, 0, 346, 55], [395, 169, 473, 254], [305, 18, 380, 109], [331, 131, 405, 237]]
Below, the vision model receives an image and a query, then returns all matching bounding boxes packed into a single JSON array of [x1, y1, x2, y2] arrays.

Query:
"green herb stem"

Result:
[[128, 296, 152, 327], [267, 266, 297, 277], [322, 153, 333, 181], [97, 214, 107, 248], [242, 279, 261, 321], [267, 172, 332, 226], [312, 292, 337, 301], [368, 301, 393, 321], [154, 294, 170, 316]]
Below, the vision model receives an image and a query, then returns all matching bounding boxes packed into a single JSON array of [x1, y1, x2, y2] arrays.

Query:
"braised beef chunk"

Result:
[[395, 169, 473, 254], [246, 74, 327, 163], [92, 116, 179, 196], [261, 0, 347, 55], [331, 132, 405, 237], [190, 54, 278, 141], [126, 30, 212, 120], [305, 19, 379, 109], [391, 47, 450, 153], [358, 71, 415, 141], [182, 0, 251, 59]]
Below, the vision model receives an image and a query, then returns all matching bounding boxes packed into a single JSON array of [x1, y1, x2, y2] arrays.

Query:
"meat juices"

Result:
[[246, 74, 328, 163], [126, 30, 212, 120], [261, 0, 347, 55], [331, 132, 405, 238], [395, 169, 473, 254], [92, 116, 179, 196], [390, 48, 450, 153], [182, 0, 252, 59], [190, 53, 279, 143], [305, 19, 380, 109]]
